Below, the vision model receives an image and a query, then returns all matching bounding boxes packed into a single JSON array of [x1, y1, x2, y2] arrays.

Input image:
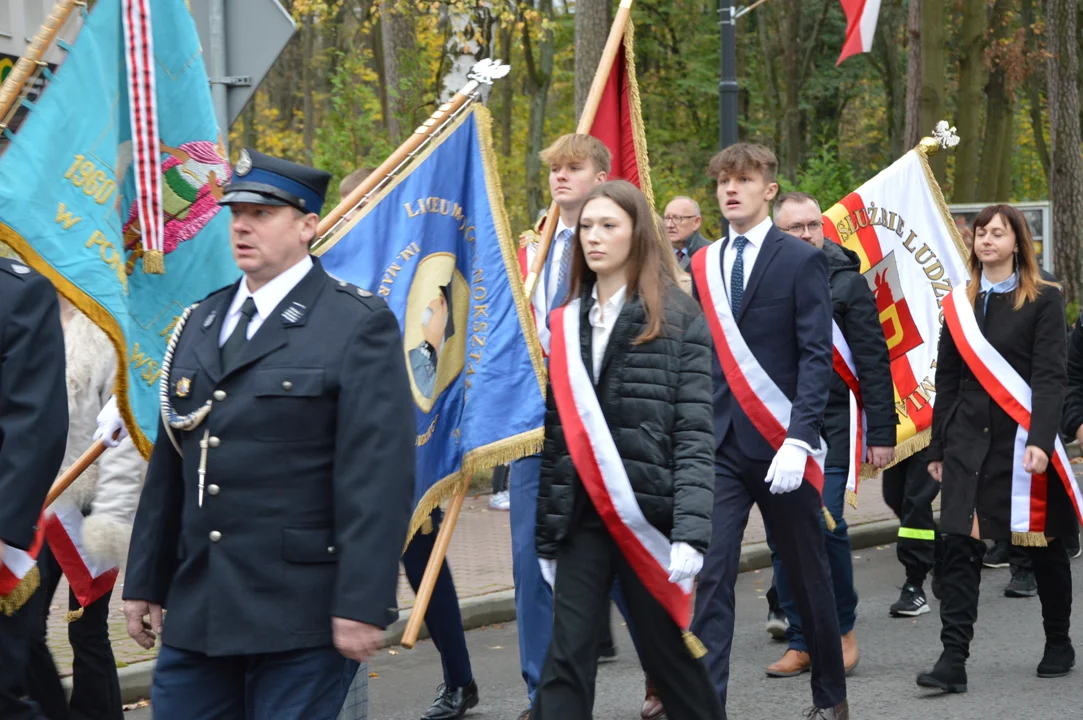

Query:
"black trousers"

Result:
[[532, 509, 723, 720], [882, 454, 941, 586], [0, 594, 46, 720], [25, 542, 123, 720], [691, 438, 846, 711]]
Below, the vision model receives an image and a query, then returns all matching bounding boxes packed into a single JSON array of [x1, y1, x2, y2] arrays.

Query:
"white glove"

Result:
[[93, 396, 128, 448], [667, 541, 703, 583], [765, 441, 808, 495], [539, 558, 556, 588]]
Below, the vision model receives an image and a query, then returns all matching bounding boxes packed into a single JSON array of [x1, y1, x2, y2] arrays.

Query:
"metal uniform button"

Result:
[[209, 530, 222, 542], [327, 546, 336, 555], [282, 380, 293, 391], [983, 427, 989, 434], [213, 390, 227, 401], [207, 484, 220, 496], [209, 436, 221, 448]]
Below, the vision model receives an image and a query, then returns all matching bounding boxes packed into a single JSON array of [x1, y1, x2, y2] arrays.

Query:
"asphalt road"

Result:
[[125, 543, 1083, 719]]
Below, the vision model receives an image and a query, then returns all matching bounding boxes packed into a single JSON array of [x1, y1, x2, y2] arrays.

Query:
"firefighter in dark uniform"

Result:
[[121, 150, 415, 720], [0, 258, 68, 720]]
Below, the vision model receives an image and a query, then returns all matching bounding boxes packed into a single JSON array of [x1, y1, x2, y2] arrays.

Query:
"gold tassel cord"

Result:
[[64, 606, 85, 623], [845, 489, 859, 510], [0, 565, 40, 616], [622, 21, 655, 212], [683, 631, 707, 659], [1012, 531, 1049, 548], [822, 506, 838, 532], [142, 248, 165, 274]]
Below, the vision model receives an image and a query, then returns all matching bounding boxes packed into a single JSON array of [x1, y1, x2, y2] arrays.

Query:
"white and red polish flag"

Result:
[[0, 518, 45, 613], [44, 505, 119, 610], [837, 0, 882, 65]]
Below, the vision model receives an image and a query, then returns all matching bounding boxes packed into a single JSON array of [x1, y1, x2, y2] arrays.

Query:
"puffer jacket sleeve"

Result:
[[83, 344, 147, 569], [669, 306, 715, 554], [536, 381, 560, 559]]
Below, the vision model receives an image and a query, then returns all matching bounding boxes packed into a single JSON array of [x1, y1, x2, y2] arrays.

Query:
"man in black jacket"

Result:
[[663, 196, 712, 272], [762, 192, 897, 679], [0, 258, 69, 720]]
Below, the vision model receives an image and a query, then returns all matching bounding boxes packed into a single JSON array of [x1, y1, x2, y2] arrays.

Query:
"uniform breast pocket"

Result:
[[251, 367, 329, 442], [166, 367, 201, 418]]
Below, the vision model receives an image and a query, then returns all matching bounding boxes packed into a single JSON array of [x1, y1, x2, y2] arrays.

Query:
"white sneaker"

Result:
[[488, 490, 510, 511]]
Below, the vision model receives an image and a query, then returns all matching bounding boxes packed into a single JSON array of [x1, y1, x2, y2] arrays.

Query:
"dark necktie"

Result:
[[220, 297, 257, 370], [551, 228, 575, 308], [676, 249, 685, 263], [730, 235, 749, 315]]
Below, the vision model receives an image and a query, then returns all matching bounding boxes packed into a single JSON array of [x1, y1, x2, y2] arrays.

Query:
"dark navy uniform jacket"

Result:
[[0, 259, 68, 552], [123, 257, 415, 657]]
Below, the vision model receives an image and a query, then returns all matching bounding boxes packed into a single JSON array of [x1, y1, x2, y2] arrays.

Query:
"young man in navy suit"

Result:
[[689, 144, 847, 719]]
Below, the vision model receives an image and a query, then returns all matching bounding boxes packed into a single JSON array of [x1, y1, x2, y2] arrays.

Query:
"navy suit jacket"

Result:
[[694, 224, 834, 462]]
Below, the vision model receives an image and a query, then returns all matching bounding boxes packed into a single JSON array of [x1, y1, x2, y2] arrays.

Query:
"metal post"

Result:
[[718, 1, 738, 149], [209, 0, 229, 150]]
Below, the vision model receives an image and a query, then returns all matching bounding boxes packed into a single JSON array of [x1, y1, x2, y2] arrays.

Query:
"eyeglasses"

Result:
[[783, 220, 823, 234], [663, 215, 698, 224]]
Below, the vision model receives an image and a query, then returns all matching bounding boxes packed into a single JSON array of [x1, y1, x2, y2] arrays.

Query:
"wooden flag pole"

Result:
[[0, 0, 79, 130], [522, 0, 635, 300], [43, 433, 118, 508], [400, 481, 470, 649]]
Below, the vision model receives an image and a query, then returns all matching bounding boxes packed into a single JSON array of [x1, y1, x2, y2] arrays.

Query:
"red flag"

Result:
[[837, 0, 882, 65], [587, 21, 654, 207]]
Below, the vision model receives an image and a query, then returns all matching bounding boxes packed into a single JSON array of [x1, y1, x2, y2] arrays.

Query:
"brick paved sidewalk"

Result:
[[47, 476, 903, 675]]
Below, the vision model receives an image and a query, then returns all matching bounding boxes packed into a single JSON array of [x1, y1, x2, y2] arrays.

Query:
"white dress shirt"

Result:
[[588, 284, 627, 379], [721, 215, 773, 305], [219, 255, 314, 346], [546, 217, 573, 307]]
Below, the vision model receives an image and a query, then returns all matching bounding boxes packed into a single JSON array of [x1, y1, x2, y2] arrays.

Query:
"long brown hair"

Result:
[[563, 180, 679, 344], [965, 204, 1055, 310]]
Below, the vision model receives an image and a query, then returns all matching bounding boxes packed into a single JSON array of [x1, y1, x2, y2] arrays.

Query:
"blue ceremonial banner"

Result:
[[317, 106, 546, 536], [0, 0, 238, 457]]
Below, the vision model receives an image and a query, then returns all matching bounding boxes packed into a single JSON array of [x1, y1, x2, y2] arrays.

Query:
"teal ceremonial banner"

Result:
[[0, 0, 239, 456], [316, 105, 546, 539]]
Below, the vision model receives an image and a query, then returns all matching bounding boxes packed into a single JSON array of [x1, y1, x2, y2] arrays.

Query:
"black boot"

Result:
[[1031, 539, 1075, 678], [916, 649, 968, 693], [917, 535, 983, 692]]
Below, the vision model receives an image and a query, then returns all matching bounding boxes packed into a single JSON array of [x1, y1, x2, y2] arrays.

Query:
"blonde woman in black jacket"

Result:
[[531, 181, 722, 720], [919, 204, 1076, 693]]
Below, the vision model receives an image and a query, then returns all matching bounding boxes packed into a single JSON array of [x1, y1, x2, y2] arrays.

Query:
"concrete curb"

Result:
[[105, 517, 906, 703]]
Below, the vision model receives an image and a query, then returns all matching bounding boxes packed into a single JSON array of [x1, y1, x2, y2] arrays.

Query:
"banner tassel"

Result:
[[822, 505, 838, 532], [143, 249, 165, 274], [0, 565, 40, 616], [64, 606, 85, 623], [683, 630, 707, 659], [845, 490, 858, 509], [1012, 531, 1048, 548]]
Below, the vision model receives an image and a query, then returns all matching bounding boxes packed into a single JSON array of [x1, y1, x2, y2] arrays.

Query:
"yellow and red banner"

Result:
[[822, 148, 969, 471]]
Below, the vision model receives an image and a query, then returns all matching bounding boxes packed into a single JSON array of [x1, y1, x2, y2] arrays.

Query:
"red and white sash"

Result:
[[691, 241, 826, 493], [44, 505, 120, 610], [0, 516, 45, 609], [942, 287, 1083, 540], [832, 322, 867, 505], [549, 300, 693, 629]]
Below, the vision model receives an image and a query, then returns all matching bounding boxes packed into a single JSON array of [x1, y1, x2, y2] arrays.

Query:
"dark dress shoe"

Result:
[[517, 710, 531, 720], [916, 651, 968, 693], [1037, 641, 1076, 678], [641, 676, 665, 720], [421, 681, 479, 720], [804, 699, 849, 719]]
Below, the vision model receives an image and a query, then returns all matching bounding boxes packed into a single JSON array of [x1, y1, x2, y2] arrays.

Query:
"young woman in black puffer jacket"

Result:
[[531, 180, 723, 720]]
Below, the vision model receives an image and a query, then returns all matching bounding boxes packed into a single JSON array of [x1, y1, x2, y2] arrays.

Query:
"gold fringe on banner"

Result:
[[913, 144, 971, 263], [0, 224, 152, 459], [858, 428, 932, 483], [622, 21, 655, 212], [822, 506, 838, 532], [64, 606, 85, 623], [846, 489, 858, 510], [0, 565, 39, 616], [1012, 531, 1048, 548], [683, 631, 707, 659], [142, 248, 165, 274]]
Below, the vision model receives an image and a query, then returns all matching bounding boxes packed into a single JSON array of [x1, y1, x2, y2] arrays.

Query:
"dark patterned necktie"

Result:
[[220, 297, 257, 369], [730, 235, 749, 315]]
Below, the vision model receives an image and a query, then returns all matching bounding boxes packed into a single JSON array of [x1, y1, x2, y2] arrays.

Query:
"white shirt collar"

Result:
[[229, 255, 314, 322], [589, 283, 627, 324], [555, 216, 572, 240], [727, 214, 773, 248]]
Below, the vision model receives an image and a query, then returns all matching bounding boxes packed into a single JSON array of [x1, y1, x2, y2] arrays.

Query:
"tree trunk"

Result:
[[499, 22, 514, 158], [1023, 0, 1051, 180], [756, 7, 783, 151], [951, 0, 987, 202], [977, 0, 1014, 201], [523, 0, 555, 222], [380, 3, 416, 143], [301, 15, 316, 164], [903, 0, 922, 149], [574, 0, 611, 120], [438, 3, 494, 103], [873, 0, 906, 159], [918, 0, 946, 181], [779, 1, 803, 182], [1047, 0, 1083, 303]]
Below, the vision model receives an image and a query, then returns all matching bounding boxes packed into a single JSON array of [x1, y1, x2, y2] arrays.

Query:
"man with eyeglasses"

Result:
[[663, 196, 711, 271], [762, 192, 897, 682]]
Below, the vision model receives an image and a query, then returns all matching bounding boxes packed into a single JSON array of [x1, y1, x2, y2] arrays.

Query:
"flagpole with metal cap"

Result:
[[522, 0, 636, 300]]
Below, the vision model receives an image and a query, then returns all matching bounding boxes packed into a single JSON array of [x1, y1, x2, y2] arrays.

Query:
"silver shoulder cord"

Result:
[[159, 303, 214, 507]]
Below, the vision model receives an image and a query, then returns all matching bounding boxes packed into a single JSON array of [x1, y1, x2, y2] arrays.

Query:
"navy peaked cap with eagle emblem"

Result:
[[219, 149, 332, 215]]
